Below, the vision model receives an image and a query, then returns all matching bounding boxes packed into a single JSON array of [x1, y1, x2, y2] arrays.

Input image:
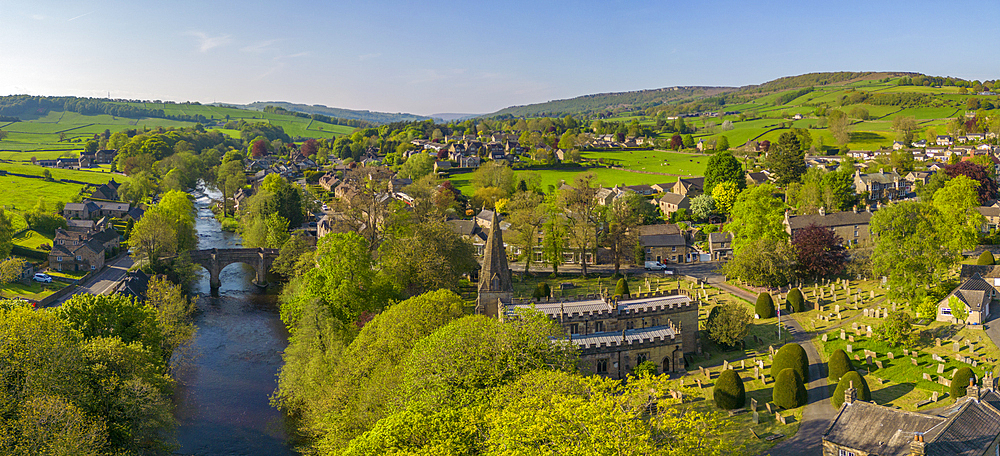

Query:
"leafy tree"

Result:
[[603, 192, 645, 275], [714, 369, 746, 410], [772, 342, 809, 382], [380, 220, 478, 297], [689, 194, 715, 220], [978, 251, 995, 266], [560, 172, 603, 276], [56, 294, 163, 356], [786, 288, 805, 313], [670, 134, 683, 150], [951, 367, 976, 399], [706, 301, 752, 348], [871, 201, 953, 305], [398, 152, 435, 180], [916, 171, 951, 201], [711, 181, 739, 214], [828, 109, 850, 145], [216, 159, 246, 216], [875, 311, 913, 346], [4, 395, 107, 456], [271, 234, 315, 279], [755, 293, 775, 319], [533, 282, 551, 299], [932, 175, 986, 253], [827, 349, 855, 382], [128, 209, 178, 268], [682, 134, 695, 149], [632, 360, 658, 378], [832, 371, 870, 408], [773, 368, 807, 409], [792, 224, 848, 279], [727, 184, 787, 252], [614, 278, 630, 297], [507, 191, 546, 275], [0, 257, 26, 285], [948, 295, 969, 323], [943, 161, 997, 204], [722, 238, 796, 288], [704, 151, 745, 195], [146, 275, 196, 360], [765, 132, 807, 186], [716, 135, 730, 151], [0, 209, 14, 259]]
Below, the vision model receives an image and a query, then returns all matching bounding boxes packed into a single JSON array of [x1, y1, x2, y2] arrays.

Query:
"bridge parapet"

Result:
[[188, 248, 280, 288]]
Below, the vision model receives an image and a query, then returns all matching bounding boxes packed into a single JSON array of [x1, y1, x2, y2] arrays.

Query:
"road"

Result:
[[47, 254, 135, 306]]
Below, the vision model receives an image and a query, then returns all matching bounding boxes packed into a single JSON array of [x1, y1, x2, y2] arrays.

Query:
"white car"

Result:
[[33, 273, 52, 283]]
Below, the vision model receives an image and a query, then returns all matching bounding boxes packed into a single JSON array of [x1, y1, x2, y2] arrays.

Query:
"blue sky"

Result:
[[1, 0, 998, 115]]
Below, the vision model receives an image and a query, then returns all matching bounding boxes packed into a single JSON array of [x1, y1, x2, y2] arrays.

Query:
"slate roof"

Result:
[[640, 234, 687, 247], [117, 270, 150, 301], [978, 206, 1000, 218], [570, 326, 678, 348], [446, 219, 477, 237], [857, 170, 901, 185], [823, 400, 948, 456], [928, 397, 1000, 456], [637, 224, 682, 236], [93, 201, 130, 212], [960, 264, 1000, 281], [786, 211, 872, 231], [943, 273, 994, 312], [708, 232, 732, 243], [127, 207, 144, 221], [659, 193, 688, 206]]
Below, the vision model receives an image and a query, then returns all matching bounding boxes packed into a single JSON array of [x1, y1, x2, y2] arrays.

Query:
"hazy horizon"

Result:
[[1, 0, 997, 116]]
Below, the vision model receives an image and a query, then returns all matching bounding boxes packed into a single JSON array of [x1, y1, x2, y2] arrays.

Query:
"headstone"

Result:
[[863, 308, 869, 317], [973, 360, 978, 367], [923, 373, 932, 381], [875, 360, 883, 369], [838, 312, 843, 320], [776, 413, 786, 425], [866, 330, 873, 338], [867, 325, 872, 332], [750, 398, 758, 411], [873, 309, 879, 319], [932, 392, 939, 402], [852, 322, 858, 330], [954, 342, 961, 352], [911, 358, 918, 366], [741, 360, 746, 370], [936, 338, 941, 347], [866, 355, 872, 365], [892, 302, 897, 311], [723, 360, 729, 370], [835, 304, 840, 313], [752, 411, 759, 424], [953, 368, 959, 378], [822, 334, 828, 342], [870, 290, 875, 299], [766, 402, 773, 414], [769, 345, 775, 355], [888, 352, 894, 360], [849, 335, 855, 343], [937, 364, 945, 374], [854, 354, 860, 361], [696, 379, 703, 388], [846, 344, 853, 353], [903, 348, 909, 356], [840, 329, 846, 339]]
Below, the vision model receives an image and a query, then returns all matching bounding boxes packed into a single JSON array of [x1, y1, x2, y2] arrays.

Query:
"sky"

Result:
[[1, 0, 998, 116]]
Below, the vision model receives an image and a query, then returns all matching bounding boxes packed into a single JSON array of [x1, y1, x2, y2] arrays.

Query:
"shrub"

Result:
[[786, 288, 805, 313], [951, 367, 977, 399], [827, 349, 855, 382], [772, 343, 809, 382], [755, 293, 775, 319], [533, 282, 551, 300], [713, 369, 746, 410], [773, 368, 807, 409], [632, 360, 658, 378], [978, 251, 995, 265], [614, 278, 629, 297], [832, 371, 871, 408]]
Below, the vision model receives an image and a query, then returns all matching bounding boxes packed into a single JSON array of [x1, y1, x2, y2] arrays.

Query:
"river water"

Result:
[[171, 187, 295, 455]]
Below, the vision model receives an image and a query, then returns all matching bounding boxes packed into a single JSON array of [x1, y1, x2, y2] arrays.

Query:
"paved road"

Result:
[[47, 255, 135, 306], [709, 279, 837, 456]]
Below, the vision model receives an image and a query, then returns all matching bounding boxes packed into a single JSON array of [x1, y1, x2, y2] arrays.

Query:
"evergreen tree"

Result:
[[755, 293, 775, 319], [713, 369, 746, 410]]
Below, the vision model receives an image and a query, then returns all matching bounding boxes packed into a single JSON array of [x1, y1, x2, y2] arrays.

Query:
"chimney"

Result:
[[967, 377, 980, 399], [845, 380, 857, 405], [910, 434, 926, 456]]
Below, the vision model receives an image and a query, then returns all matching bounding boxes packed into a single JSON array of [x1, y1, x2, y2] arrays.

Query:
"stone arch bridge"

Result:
[[188, 248, 279, 288]]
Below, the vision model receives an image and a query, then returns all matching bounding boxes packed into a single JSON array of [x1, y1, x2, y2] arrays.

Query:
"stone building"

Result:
[[783, 208, 873, 246], [504, 291, 699, 379]]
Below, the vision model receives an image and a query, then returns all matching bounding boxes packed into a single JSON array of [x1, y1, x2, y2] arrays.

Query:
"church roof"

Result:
[[479, 213, 512, 294]]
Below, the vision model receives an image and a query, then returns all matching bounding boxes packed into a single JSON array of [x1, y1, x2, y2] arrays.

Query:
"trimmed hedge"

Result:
[[713, 369, 746, 410], [756, 293, 775, 319], [11, 245, 47, 261], [978, 251, 996, 266], [773, 368, 807, 409], [772, 343, 810, 382], [832, 371, 871, 408], [786, 288, 805, 313], [615, 278, 629, 297], [951, 367, 977, 399], [827, 349, 855, 382]]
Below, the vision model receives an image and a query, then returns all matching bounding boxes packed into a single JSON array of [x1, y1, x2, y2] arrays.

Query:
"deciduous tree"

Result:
[[792, 224, 848, 279], [704, 151, 745, 195]]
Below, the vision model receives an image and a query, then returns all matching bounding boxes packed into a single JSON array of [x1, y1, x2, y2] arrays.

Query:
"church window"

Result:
[[569, 323, 578, 334], [626, 320, 634, 330], [596, 359, 608, 373], [637, 353, 649, 364], [594, 321, 604, 332]]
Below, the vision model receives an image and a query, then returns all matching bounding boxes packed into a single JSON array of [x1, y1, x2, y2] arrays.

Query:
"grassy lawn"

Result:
[[12, 229, 52, 250], [581, 150, 708, 177], [47, 269, 89, 280], [0, 280, 68, 301]]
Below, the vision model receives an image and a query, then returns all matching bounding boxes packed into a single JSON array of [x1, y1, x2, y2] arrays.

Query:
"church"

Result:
[[475, 216, 701, 379]]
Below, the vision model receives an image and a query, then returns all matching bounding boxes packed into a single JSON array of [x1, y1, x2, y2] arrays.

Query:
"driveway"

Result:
[[47, 255, 135, 307]]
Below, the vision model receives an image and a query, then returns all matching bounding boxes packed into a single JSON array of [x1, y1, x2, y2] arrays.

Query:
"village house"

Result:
[[708, 231, 733, 261], [657, 193, 690, 219], [978, 205, 1000, 232], [854, 169, 906, 201], [318, 172, 339, 192], [937, 135, 954, 146], [783, 207, 873, 246], [637, 224, 698, 264], [912, 139, 928, 147], [937, 273, 993, 325], [94, 149, 117, 164], [63, 201, 101, 220], [671, 177, 705, 197], [90, 179, 121, 201], [49, 238, 105, 272], [822, 381, 1000, 456]]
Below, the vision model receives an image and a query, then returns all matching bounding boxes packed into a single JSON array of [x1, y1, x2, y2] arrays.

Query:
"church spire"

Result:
[[477, 212, 513, 317]]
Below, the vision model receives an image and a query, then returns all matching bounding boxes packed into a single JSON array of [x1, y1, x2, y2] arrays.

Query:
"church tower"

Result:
[[476, 215, 513, 318]]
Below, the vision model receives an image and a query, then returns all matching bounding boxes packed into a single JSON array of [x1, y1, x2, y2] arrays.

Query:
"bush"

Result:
[[827, 349, 855, 382], [632, 360, 658, 378], [951, 367, 977, 399], [786, 288, 805, 313], [832, 371, 871, 408], [772, 343, 809, 382], [978, 251, 995, 265], [773, 368, 807, 409], [713, 369, 746, 410], [614, 278, 629, 297], [755, 293, 775, 319], [533, 282, 551, 300]]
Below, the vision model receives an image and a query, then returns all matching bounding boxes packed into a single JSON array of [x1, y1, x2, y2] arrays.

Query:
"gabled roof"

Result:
[[786, 211, 872, 231], [659, 193, 688, 205], [708, 232, 732, 243], [446, 219, 478, 237], [823, 399, 947, 456], [928, 397, 1000, 456], [943, 273, 994, 313], [637, 224, 682, 236], [639, 233, 687, 247], [960, 264, 1000, 280]]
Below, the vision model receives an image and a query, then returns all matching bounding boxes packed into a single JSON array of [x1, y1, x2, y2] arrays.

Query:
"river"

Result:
[[171, 186, 295, 455]]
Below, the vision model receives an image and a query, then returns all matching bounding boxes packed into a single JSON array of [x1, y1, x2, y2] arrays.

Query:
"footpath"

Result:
[[710, 279, 838, 456]]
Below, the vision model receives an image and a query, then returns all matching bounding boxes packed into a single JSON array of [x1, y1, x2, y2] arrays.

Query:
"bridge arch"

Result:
[[188, 248, 279, 288]]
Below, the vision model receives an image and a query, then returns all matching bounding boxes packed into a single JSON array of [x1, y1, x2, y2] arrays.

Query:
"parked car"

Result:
[[644, 261, 668, 270], [33, 273, 52, 283]]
